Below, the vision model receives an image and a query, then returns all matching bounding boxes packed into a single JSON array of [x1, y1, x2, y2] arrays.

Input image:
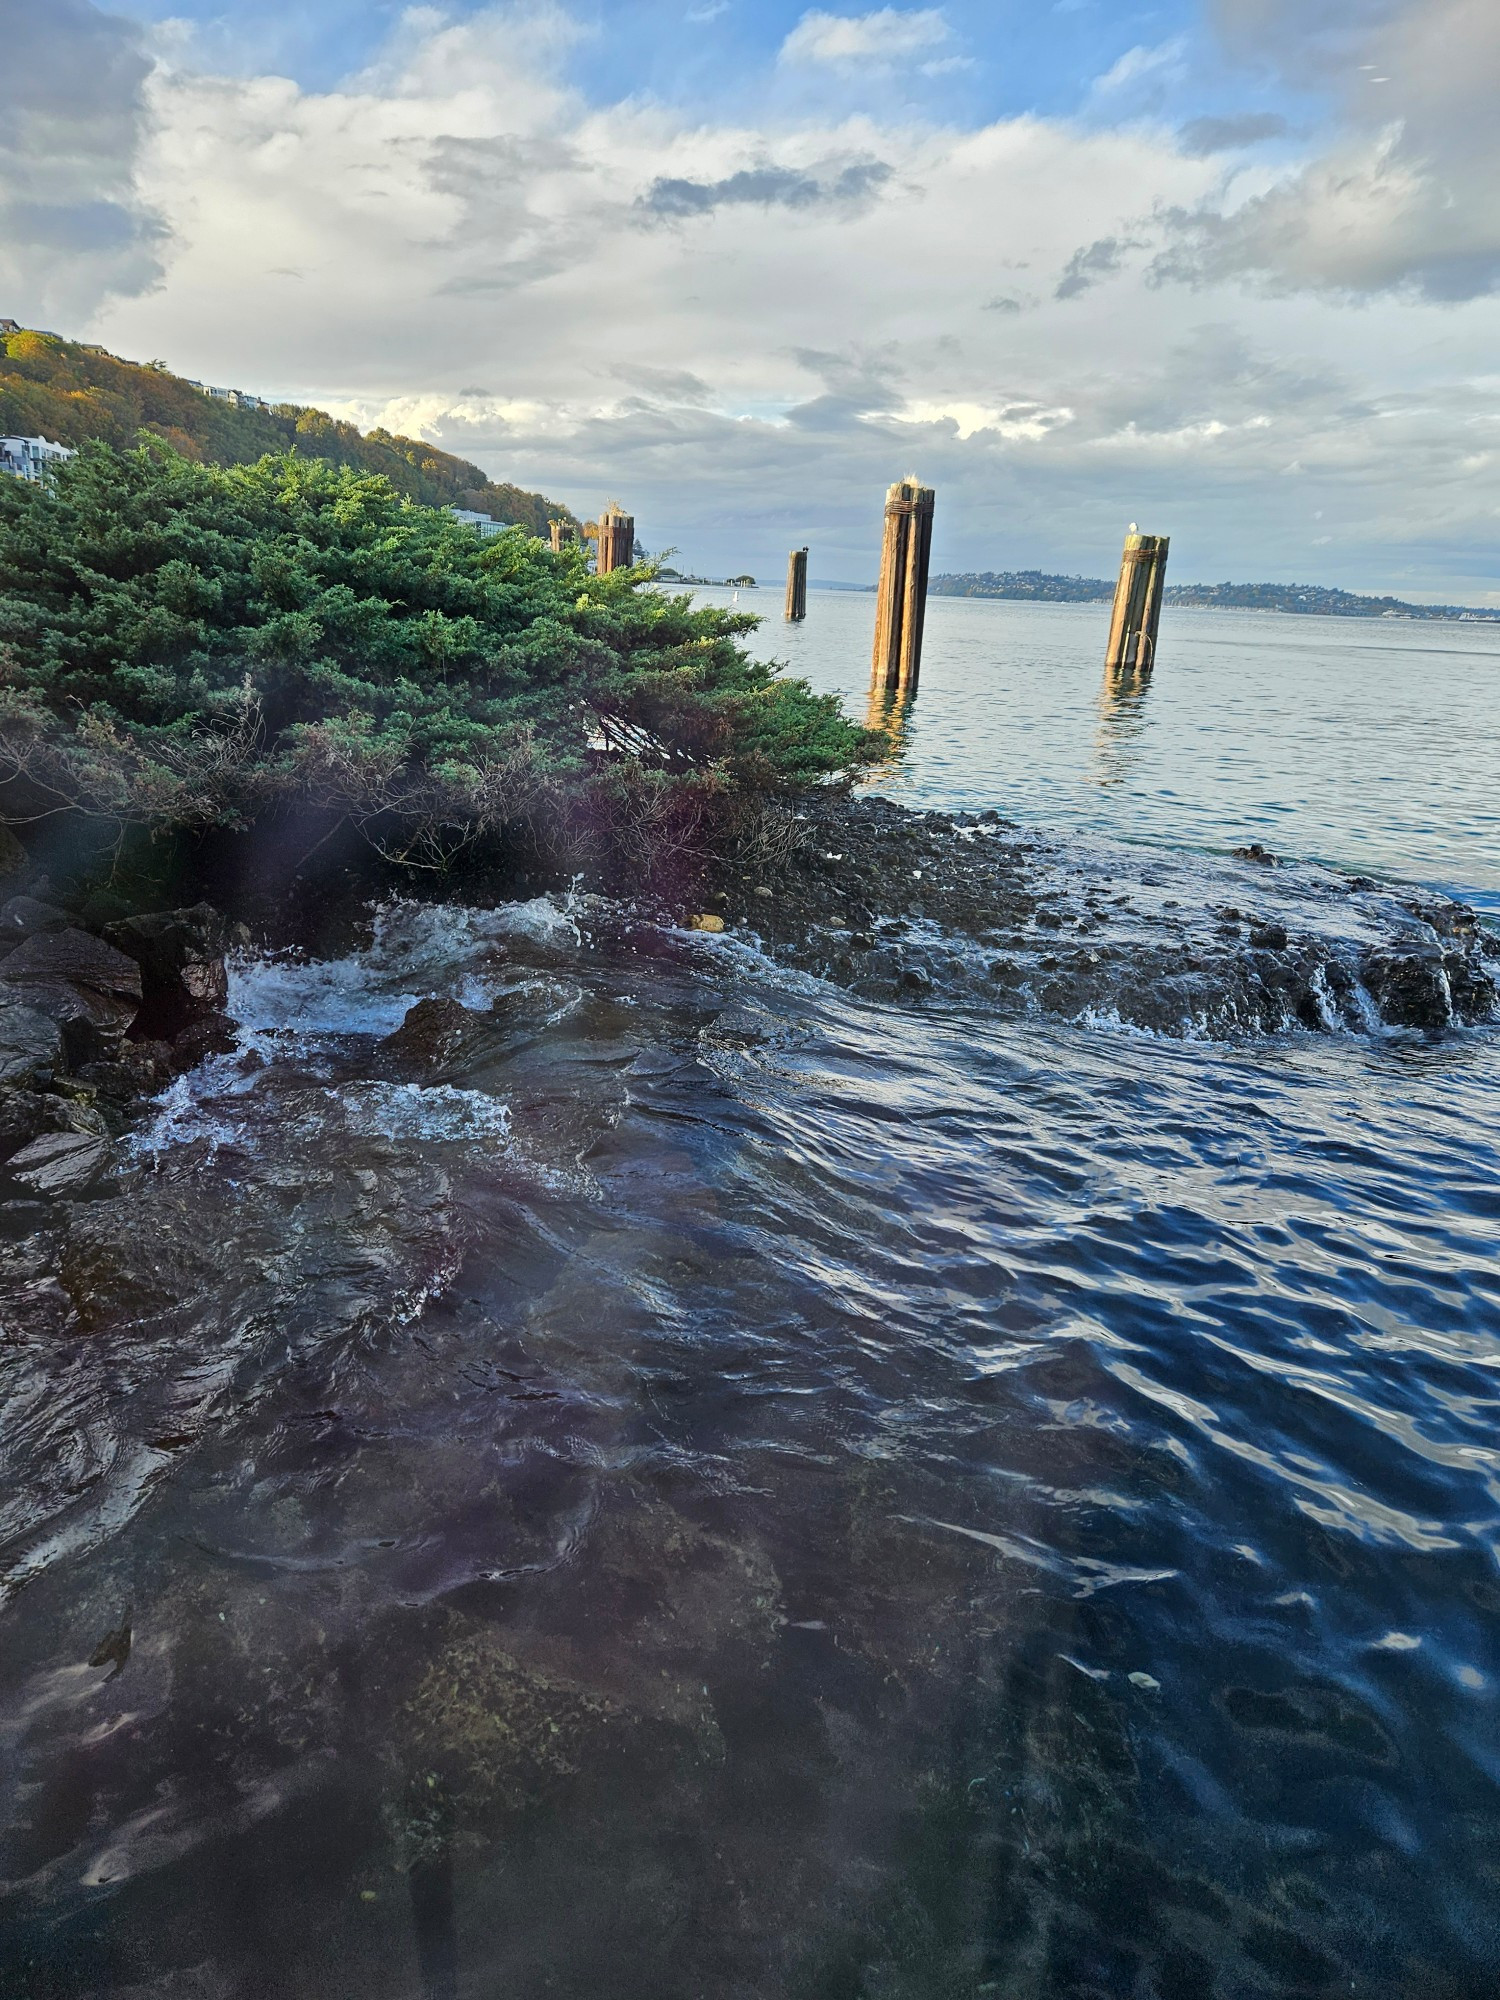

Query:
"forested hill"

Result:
[[0, 327, 578, 538], [931, 571, 1500, 622]]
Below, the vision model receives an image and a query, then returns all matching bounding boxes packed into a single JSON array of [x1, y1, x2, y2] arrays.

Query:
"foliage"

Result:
[[0, 327, 576, 538], [0, 443, 875, 870]]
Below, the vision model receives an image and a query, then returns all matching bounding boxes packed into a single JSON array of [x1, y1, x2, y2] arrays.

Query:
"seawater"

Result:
[[0, 607, 1498, 1999]]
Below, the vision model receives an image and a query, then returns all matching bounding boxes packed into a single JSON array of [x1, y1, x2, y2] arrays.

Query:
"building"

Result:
[[0, 318, 20, 335], [1, 435, 75, 483], [449, 507, 508, 539], [184, 379, 272, 412]]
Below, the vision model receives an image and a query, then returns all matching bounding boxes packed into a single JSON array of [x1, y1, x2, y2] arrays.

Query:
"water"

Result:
[[696, 588, 1500, 911], [2, 608, 1499, 1998]]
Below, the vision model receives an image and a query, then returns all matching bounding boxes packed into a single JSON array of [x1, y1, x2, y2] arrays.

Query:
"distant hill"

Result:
[[0, 327, 578, 539], [931, 570, 1500, 623]]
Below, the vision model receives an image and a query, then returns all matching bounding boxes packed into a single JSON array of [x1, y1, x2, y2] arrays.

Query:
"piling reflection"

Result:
[[862, 687, 913, 791], [1092, 668, 1153, 791]]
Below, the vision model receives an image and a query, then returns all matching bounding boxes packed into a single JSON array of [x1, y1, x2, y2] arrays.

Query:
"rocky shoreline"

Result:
[[2, 794, 1497, 1218]]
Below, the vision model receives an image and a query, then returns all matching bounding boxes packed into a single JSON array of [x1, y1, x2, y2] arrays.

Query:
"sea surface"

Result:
[[1, 600, 1498, 1998]]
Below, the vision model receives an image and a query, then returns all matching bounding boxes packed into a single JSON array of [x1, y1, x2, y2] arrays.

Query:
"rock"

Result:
[[0, 928, 142, 1056], [687, 913, 725, 934], [6, 1129, 113, 1198], [0, 995, 64, 1088], [0, 1088, 107, 1162], [1360, 946, 1452, 1030], [1248, 922, 1289, 951], [104, 904, 233, 1038], [753, 886, 773, 900], [0, 824, 28, 881], [167, 1012, 240, 1072], [377, 997, 482, 1074], [0, 895, 68, 938]]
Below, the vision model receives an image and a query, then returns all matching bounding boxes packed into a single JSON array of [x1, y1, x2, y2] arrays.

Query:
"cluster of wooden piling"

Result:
[[563, 486, 1172, 700], [1104, 531, 1169, 675], [870, 480, 936, 699], [785, 547, 808, 622], [595, 504, 635, 576]]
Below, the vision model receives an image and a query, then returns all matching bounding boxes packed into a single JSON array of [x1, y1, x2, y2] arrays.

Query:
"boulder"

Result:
[[1360, 946, 1451, 1030], [0, 928, 142, 1056], [104, 904, 233, 1038], [0, 994, 64, 1088], [0, 1088, 106, 1163], [376, 996, 481, 1074], [6, 1129, 113, 1198]]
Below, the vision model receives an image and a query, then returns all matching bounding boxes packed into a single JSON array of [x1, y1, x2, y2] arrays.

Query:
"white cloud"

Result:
[[779, 8, 951, 67], [24, 0, 1488, 600]]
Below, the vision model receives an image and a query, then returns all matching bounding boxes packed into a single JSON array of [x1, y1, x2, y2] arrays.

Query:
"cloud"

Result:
[[1164, 0, 1500, 300], [77, 1, 1500, 598], [0, 0, 166, 323], [1055, 235, 1139, 300], [779, 8, 950, 67], [638, 158, 892, 220], [1176, 112, 1288, 156]]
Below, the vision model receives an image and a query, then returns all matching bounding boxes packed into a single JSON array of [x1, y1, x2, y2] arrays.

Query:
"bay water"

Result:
[[1, 595, 1497, 1997]]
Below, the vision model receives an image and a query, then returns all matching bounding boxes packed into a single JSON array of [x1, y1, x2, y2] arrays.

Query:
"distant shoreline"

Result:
[[929, 572, 1500, 624]]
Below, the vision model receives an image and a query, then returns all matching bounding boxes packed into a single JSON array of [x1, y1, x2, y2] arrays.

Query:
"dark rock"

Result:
[[0, 895, 69, 937], [168, 1011, 240, 1072], [377, 997, 480, 1074], [0, 1088, 107, 1162], [1360, 947, 1452, 1030], [0, 995, 64, 1088], [0, 928, 143, 1057], [104, 904, 233, 1038], [1249, 923, 1289, 951], [6, 1129, 113, 1198]]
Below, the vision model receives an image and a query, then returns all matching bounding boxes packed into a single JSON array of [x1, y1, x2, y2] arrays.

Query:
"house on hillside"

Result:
[[0, 319, 20, 335], [1, 435, 75, 482], [449, 507, 508, 539], [184, 379, 271, 412]]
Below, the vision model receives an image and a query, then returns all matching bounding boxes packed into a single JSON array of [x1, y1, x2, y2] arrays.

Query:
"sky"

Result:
[[4, 0, 1500, 597]]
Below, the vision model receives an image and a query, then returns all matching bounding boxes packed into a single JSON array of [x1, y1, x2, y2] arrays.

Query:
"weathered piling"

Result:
[[548, 519, 576, 554], [785, 547, 808, 622], [1104, 530, 1169, 674], [595, 504, 635, 576], [870, 480, 935, 698]]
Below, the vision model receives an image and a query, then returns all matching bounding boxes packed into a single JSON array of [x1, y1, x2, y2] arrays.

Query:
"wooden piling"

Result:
[[1104, 531, 1169, 674], [785, 547, 808, 622], [870, 479, 935, 697], [548, 519, 576, 554], [595, 504, 635, 576]]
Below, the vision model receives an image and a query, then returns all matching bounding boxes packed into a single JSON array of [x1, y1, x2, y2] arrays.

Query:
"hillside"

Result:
[[931, 570, 1500, 622], [0, 327, 578, 538]]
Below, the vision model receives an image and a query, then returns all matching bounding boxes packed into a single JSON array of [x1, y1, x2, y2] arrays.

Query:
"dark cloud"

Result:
[[1177, 112, 1289, 156], [637, 158, 892, 221], [0, 0, 165, 320], [1055, 236, 1137, 301]]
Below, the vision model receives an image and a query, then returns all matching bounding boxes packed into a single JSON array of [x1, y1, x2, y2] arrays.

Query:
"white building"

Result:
[[1, 435, 75, 483], [184, 380, 271, 412], [449, 507, 508, 539]]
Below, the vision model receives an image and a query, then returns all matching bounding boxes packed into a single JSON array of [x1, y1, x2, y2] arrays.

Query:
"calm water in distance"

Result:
[[693, 587, 1500, 910]]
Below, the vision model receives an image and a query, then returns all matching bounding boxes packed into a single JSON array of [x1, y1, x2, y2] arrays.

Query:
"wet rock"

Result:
[[1359, 946, 1453, 1030], [167, 1011, 240, 1072], [378, 997, 485, 1075], [0, 995, 63, 1088], [0, 1089, 107, 1163], [0, 928, 142, 1058], [1249, 922, 1289, 951], [687, 913, 725, 933], [104, 904, 233, 1038], [5, 1129, 113, 1198]]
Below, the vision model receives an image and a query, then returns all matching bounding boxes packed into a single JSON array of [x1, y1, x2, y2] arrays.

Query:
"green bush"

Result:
[[0, 443, 875, 872]]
